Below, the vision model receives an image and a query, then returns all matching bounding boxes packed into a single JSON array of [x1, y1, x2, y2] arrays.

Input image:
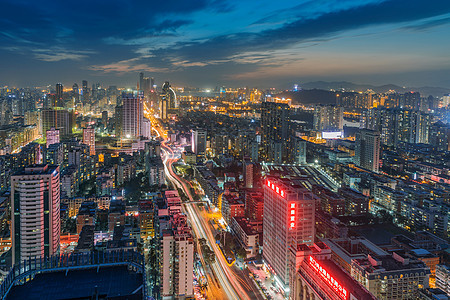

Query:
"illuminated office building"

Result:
[[122, 92, 144, 139], [289, 243, 376, 300], [261, 101, 290, 163], [11, 164, 61, 264], [46, 127, 60, 148], [191, 129, 207, 158], [313, 105, 344, 133], [83, 127, 95, 156], [355, 129, 380, 172], [263, 177, 315, 287]]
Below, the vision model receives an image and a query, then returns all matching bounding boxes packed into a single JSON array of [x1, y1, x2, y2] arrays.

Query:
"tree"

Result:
[[186, 167, 194, 178], [235, 247, 247, 260]]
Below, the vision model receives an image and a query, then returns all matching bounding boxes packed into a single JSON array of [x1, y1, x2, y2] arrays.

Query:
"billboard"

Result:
[[322, 131, 343, 139]]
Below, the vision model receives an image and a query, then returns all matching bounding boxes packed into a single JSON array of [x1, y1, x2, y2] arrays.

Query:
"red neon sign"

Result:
[[289, 202, 296, 228], [309, 256, 348, 299], [266, 180, 285, 198]]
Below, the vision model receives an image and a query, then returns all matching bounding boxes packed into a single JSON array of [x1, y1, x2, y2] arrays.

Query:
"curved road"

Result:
[[146, 103, 263, 300]]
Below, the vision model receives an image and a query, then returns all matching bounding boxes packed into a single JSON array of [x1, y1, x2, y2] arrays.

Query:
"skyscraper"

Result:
[[263, 177, 315, 287], [261, 101, 290, 163], [82, 80, 89, 103], [361, 108, 431, 146], [72, 83, 79, 95], [191, 129, 207, 158], [313, 105, 344, 133], [161, 81, 177, 109], [159, 191, 194, 299], [46, 127, 60, 148], [122, 92, 144, 139], [56, 83, 63, 101], [243, 157, 255, 189], [114, 105, 123, 138], [11, 164, 61, 264], [139, 72, 144, 90], [138, 72, 152, 100], [41, 109, 74, 137], [291, 136, 307, 164], [83, 127, 95, 156], [72, 83, 79, 104], [355, 129, 380, 172], [102, 111, 108, 128], [159, 96, 168, 120], [142, 118, 152, 139], [429, 122, 450, 151]]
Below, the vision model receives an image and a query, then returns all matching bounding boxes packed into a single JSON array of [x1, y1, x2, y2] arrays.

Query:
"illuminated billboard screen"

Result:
[[322, 131, 342, 139]]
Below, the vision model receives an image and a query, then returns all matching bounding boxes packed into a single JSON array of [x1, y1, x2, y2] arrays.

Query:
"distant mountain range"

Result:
[[298, 81, 450, 97]]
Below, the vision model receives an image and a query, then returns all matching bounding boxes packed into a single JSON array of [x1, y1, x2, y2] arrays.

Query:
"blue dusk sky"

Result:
[[0, 0, 450, 88]]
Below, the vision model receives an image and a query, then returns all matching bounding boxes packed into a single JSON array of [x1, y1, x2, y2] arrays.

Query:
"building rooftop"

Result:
[[316, 258, 376, 300], [6, 265, 143, 300], [15, 164, 58, 175], [353, 252, 430, 274], [233, 217, 259, 236]]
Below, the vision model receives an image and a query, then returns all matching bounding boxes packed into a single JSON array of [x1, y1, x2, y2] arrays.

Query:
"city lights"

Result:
[[0, 2, 448, 299], [309, 256, 348, 299]]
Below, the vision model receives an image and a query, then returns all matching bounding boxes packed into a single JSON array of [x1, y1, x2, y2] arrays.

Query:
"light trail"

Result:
[[145, 103, 253, 300]]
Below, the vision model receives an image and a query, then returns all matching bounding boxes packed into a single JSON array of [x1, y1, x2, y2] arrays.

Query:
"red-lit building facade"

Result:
[[263, 177, 315, 287], [289, 242, 377, 300], [221, 194, 245, 225], [245, 190, 264, 222]]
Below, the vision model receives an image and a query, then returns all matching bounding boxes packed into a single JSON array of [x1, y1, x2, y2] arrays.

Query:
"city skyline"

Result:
[[1, 1, 450, 299], [1, 0, 450, 88]]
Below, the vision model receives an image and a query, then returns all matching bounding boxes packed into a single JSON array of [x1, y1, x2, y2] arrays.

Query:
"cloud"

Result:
[[1, 0, 450, 87], [171, 60, 209, 67], [402, 14, 450, 31], [0, 0, 222, 45], [149, 0, 450, 65], [88, 57, 169, 74], [33, 48, 95, 62]]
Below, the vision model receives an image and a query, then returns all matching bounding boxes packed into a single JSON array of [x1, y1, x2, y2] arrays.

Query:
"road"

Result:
[[146, 107, 263, 299], [162, 141, 261, 299]]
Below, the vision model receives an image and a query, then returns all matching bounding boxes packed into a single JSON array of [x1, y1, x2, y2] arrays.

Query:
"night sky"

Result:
[[1, 0, 450, 88]]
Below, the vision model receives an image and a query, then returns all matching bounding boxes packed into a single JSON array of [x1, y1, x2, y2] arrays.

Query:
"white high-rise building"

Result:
[[82, 127, 95, 156], [313, 105, 344, 133], [46, 127, 60, 148], [263, 177, 315, 288], [11, 164, 61, 264], [122, 92, 143, 139], [142, 118, 152, 139], [160, 191, 194, 299], [191, 129, 207, 156], [355, 129, 380, 173]]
